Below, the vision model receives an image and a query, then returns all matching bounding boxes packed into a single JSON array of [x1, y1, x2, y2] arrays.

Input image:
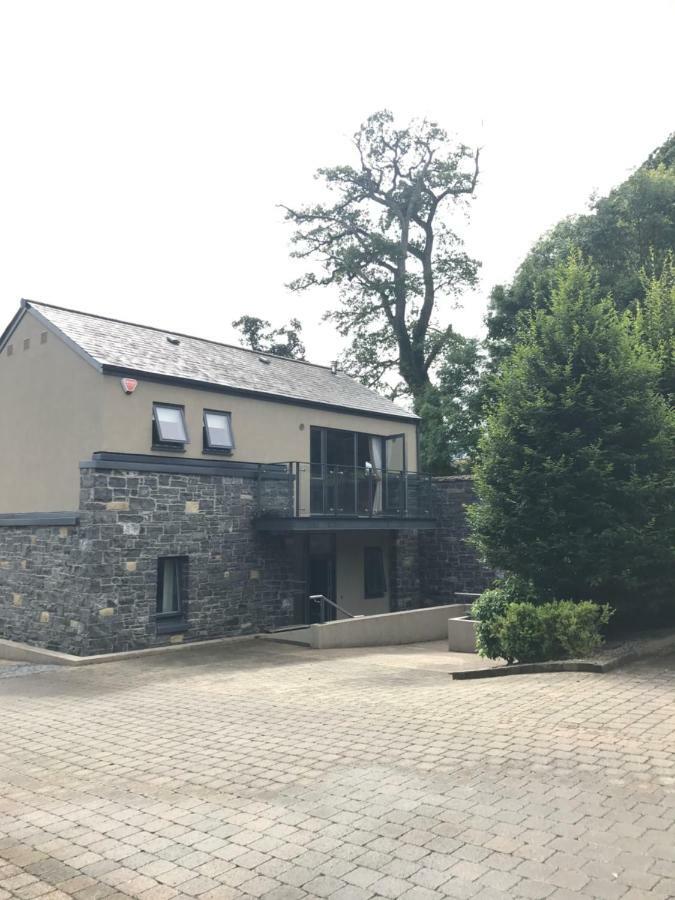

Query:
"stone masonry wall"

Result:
[[0, 469, 493, 655], [420, 476, 495, 601], [0, 466, 304, 655], [0, 523, 87, 653], [390, 531, 423, 611], [387, 476, 495, 612]]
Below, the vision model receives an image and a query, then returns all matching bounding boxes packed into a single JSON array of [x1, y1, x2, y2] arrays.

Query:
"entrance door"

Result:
[[306, 534, 336, 623]]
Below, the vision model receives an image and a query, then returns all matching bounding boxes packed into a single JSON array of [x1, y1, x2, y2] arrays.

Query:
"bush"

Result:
[[471, 576, 539, 661], [475, 599, 613, 663], [471, 590, 510, 660]]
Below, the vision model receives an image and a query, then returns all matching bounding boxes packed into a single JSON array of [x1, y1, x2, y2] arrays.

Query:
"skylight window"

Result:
[[152, 404, 188, 449], [203, 410, 234, 453]]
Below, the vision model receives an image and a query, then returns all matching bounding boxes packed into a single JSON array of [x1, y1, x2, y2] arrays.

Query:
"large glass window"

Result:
[[364, 546, 386, 598], [152, 404, 188, 448], [309, 426, 405, 516], [203, 410, 234, 452], [157, 556, 186, 618]]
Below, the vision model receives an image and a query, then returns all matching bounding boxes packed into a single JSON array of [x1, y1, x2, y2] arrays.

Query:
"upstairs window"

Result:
[[203, 410, 234, 453], [364, 546, 387, 599], [152, 403, 188, 450]]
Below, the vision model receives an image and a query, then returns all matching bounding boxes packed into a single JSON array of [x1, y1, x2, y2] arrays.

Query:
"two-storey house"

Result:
[[0, 300, 451, 655]]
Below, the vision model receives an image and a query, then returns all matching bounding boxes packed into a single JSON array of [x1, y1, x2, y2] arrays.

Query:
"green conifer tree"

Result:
[[470, 255, 675, 622]]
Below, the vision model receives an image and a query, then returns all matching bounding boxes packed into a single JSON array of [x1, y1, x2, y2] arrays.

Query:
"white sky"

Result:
[[1, 0, 674, 364]]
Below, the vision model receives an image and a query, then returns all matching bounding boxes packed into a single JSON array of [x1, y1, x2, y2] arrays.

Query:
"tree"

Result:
[[416, 333, 485, 473], [232, 315, 305, 359], [486, 132, 675, 364], [629, 256, 675, 405], [470, 255, 675, 622], [283, 109, 480, 417]]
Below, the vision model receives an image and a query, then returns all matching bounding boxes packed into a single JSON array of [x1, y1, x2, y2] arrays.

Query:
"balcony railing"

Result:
[[256, 462, 434, 519]]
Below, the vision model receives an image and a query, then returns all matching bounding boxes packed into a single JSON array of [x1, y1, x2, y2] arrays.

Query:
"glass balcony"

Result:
[[256, 462, 434, 520]]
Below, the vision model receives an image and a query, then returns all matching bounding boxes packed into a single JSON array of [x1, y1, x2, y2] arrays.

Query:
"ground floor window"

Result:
[[364, 546, 386, 599], [156, 556, 187, 629]]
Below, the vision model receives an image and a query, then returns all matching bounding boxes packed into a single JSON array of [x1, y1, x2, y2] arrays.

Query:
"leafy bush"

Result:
[[471, 590, 510, 661], [471, 577, 539, 660], [475, 599, 613, 663]]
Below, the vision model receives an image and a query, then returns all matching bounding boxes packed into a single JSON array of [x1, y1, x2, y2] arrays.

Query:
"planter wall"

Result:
[[448, 615, 477, 653]]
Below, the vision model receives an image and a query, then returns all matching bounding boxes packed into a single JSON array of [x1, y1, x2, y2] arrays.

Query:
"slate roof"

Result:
[[18, 300, 418, 421]]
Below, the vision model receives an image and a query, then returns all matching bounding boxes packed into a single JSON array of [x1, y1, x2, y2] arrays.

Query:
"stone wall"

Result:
[[0, 465, 304, 655], [390, 530, 423, 611], [0, 521, 86, 653], [0, 467, 493, 655], [420, 476, 495, 601]]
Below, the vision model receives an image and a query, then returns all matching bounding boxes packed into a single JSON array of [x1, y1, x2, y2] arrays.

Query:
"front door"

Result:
[[306, 534, 336, 623]]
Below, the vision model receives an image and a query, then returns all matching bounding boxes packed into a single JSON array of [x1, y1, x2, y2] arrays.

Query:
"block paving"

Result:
[[1, 640, 674, 899]]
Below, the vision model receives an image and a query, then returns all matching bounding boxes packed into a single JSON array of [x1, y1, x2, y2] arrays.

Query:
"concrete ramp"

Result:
[[307, 604, 470, 650]]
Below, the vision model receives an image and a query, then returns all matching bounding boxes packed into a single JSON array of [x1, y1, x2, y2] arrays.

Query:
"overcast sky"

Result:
[[1, 0, 673, 364]]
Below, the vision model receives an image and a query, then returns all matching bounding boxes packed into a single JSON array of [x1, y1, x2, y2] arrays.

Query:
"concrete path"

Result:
[[1, 640, 674, 899]]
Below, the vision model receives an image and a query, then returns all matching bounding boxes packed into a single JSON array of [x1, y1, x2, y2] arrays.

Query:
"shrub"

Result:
[[471, 576, 539, 661], [471, 589, 511, 661], [482, 600, 613, 664]]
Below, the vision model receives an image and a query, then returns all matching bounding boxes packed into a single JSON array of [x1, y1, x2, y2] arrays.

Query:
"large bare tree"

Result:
[[283, 110, 480, 404]]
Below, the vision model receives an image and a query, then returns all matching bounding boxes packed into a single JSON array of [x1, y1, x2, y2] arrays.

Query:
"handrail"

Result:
[[309, 594, 356, 623], [267, 461, 429, 476]]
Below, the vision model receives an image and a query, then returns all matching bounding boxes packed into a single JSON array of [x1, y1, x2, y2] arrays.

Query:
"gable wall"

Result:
[[0, 312, 104, 512]]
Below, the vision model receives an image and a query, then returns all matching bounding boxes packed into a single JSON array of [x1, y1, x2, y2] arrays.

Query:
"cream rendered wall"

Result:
[[100, 374, 419, 469], [0, 313, 103, 513], [335, 531, 392, 617]]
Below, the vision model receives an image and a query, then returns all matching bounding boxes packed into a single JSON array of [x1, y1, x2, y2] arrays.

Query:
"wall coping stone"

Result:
[[81, 452, 287, 479]]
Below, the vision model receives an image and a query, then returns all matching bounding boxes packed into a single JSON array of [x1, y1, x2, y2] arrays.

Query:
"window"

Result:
[[156, 556, 187, 628], [203, 409, 234, 453], [152, 403, 188, 449], [364, 546, 387, 599]]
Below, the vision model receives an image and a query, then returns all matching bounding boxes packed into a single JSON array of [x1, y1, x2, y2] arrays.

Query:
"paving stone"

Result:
[[1, 645, 675, 900]]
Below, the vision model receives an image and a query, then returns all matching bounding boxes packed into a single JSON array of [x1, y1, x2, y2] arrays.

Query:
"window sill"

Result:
[[202, 447, 234, 456], [151, 444, 187, 454]]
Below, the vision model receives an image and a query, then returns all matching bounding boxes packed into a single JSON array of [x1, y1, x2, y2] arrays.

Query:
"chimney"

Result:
[[330, 360, 338, 375]]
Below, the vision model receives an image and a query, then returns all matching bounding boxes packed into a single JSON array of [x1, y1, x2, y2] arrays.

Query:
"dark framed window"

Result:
[[203, 409, 234, 453], [152, 403, 188, 450], [364, 546, 386, 599], [156, 556, 187, 630]]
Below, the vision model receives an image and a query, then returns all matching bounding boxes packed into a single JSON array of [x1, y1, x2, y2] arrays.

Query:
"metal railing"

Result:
[[256, 461, 434, 519], [310, 594, 359, 624]]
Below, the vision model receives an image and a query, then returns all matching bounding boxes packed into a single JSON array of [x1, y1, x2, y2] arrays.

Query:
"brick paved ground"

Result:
[[1, 640, 674, 900]]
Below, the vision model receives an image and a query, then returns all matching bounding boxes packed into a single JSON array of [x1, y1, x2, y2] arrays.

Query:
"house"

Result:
[[0, 300, 490, 655]]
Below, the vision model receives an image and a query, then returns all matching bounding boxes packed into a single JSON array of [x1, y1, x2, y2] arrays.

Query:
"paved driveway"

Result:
[[1, 640, 674, 900]]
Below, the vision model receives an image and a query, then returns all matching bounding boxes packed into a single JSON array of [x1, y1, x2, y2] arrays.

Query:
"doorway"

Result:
[[306, 534, 336, 623]]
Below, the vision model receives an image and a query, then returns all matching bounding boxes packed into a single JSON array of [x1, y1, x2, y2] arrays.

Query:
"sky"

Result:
[[1, 0, 674, 365]]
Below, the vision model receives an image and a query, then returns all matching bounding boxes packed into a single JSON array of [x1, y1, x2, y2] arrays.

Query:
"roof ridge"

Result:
[[22, 298, 337, 374]]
